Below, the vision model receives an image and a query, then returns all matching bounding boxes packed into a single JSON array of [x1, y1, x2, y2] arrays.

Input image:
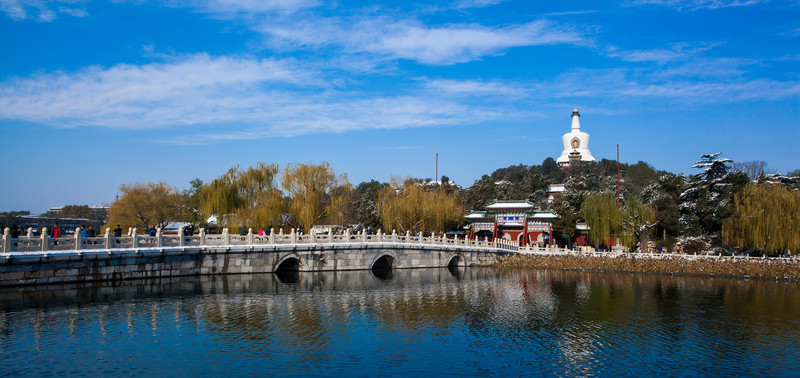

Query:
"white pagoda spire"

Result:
[[556, 107, 596, 166], [571, 107, 581, 131]]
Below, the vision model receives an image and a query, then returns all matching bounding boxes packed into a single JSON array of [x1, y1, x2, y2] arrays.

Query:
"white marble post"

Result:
[[2, 227, 10, 253], [74, 227, 82, 251], [105, 227, 113, 249], [41, 227, 49, 252]]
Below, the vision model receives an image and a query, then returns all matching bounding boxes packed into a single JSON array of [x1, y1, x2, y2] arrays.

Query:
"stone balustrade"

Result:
[[1, 226, 519, 255]]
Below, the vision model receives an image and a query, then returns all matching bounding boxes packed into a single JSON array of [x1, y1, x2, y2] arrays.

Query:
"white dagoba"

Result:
[[556, 107, 595, 166]]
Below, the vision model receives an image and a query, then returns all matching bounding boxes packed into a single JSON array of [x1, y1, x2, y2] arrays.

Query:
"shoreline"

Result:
[[493, 253, 800, 281]]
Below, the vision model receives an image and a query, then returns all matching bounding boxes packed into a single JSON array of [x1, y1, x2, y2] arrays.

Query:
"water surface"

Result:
[[1, 268, 798, 376]]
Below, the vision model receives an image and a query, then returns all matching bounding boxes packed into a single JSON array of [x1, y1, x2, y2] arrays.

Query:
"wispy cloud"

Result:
[[183, 2, 587, 66], [0, 54, 517, 144], [360, 20, 585, 65], [164, 95, 513, 145], [607, 42, 721, 63], [4, 51, 794, 142], [180, 0, 321, 17], [0, 0, 88, 21], [0, 54, 323, 129], [779, 27, 800, 37], [651, 57, 756, 78], [544, 10, 599, 17], [630, 0, 769, 10], [424, 78, 529, 98], [540, 68, 800, 102], [258, 18, 586, 65], [453, 0, 504, 9]]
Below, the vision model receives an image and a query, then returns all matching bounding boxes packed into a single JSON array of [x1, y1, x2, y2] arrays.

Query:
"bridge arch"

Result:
[[370, 251, 399, 280], [274, 253, 305, 272], [446, 253, 466, 268], [370, 251, 400, 271]]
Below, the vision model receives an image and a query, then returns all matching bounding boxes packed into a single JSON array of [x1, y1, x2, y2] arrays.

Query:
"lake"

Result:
[[1, 267, 798, 376]]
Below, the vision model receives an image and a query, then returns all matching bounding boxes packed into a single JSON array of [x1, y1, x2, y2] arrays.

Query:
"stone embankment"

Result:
[[494, 253, 800, 280]]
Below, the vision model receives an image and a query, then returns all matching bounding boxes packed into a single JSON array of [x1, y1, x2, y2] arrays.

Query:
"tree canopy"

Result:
[[105, 182, 186, 230], [581, 192, 622, 248], [723, 182, 800, 255], [199, 162, 284, 229], [282, 162, 351, 230], [377, 177, 462, 234]]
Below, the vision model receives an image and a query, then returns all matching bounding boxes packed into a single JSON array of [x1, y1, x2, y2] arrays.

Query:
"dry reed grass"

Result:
[[494, 254, 800, 280]]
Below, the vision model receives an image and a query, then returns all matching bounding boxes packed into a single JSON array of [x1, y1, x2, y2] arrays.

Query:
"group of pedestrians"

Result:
[[41, 223, 97, 238], [239, 225, 275, 236], [78, 224, 97, 238]]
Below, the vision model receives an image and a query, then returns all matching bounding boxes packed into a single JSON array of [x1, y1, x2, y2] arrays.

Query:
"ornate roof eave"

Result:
[[484, 200, 537, 210]]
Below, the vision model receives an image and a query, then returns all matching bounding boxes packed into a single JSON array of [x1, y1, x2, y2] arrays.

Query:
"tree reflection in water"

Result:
[[1, 269, 798, 376]]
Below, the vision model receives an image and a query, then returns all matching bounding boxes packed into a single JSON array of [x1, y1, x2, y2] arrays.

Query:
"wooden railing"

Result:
[[1, 227, 520, 254]]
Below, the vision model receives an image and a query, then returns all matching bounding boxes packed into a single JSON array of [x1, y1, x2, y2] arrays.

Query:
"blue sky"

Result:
[[1, 0, 798, 214]]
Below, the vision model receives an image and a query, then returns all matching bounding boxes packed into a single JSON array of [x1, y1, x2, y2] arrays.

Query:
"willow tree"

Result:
[[105, 182, 187, 231], [199, 162, 284, 229], [621, 197, 658, 252], [723, 182, 800, 255], [377, 177, 463, 234], [581, 191, 622, 248], [282, 162, 351, 230]]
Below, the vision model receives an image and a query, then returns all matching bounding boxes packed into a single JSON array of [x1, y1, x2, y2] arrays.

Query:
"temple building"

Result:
[[465, 200, 557, 246], [556, 107, 595, 166]]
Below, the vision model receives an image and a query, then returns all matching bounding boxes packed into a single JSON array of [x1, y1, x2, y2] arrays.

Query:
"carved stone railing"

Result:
[[1, 226, 519, 254]]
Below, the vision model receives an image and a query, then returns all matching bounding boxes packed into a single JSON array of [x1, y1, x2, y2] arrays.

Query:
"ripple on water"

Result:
[[1, 270, 799, 376]]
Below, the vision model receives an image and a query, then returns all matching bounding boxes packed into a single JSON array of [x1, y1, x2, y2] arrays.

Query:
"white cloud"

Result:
[[180, 0, 321, 16], [58, 6, 87, 18], [0, 0, 29, 20], [607, 42, 721, 63], [630, 0, 769, 10], [453, 0, 504, 9], [0, 54, 323, 129], [3, 50, 794, 143], [365, 20, 584, 65], [260, 18, 586, 65], [424, 78, 529, 98], [0, 0, 88, 21], [540, 68, 800, 102], [652, 57, 756, 78], [181, 1, 587, 66], [169, 95, 511, 145], [0, 54, 517, 143]]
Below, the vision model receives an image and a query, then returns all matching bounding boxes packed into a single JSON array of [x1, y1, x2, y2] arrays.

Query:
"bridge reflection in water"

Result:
[[1, 269, 799, 376]]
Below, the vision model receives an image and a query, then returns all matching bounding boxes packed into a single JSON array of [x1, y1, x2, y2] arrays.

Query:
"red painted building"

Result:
[[465, 200, 557, 247]]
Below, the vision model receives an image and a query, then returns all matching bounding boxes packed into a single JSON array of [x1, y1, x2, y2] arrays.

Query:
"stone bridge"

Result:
[[0, 227, 517, 286]]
